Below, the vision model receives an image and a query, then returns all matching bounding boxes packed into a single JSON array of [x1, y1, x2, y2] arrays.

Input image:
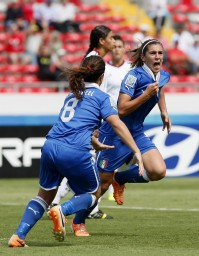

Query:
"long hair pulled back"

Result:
[[64, 55, 105, 100], [84, 25, 111, 57], [130, 39, 163, 68]]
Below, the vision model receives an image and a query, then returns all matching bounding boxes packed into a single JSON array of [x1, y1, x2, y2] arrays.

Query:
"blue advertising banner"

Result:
[[145, 114, 199, 177], [0, 93, 198, 177]]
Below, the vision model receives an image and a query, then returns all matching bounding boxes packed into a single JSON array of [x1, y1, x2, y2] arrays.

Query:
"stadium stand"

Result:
[[0, 0, 198, 93]]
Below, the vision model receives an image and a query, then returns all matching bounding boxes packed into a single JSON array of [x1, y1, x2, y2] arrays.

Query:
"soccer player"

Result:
[[97, 39, 172, 205], [88, 34, 132, 213], [8, 55, 144, 247], [49, 25, 116, 220]]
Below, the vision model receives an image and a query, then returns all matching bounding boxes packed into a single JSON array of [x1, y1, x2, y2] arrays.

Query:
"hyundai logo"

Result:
[[145, 125, 199, 177]]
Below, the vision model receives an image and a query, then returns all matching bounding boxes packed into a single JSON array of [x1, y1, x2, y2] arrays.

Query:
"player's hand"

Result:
[[91, 135, 115, 152], [145, 82, 159, 97], [161, 114, 172, 134], [132, 152, 144, 176]]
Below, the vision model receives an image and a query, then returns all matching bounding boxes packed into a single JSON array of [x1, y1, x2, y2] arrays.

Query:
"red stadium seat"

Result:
[[181, 86, 196, 93], [63, 44, 82, 53], [34, 87, 56, 93], [19, 75, 39, 83], [20, 64, 39, 74], [74, 13, 93, 23], [1, 75, 20, 83], [0, 87, 16, 93], [164, 86, 183, 93], [172, 14, 188, 23], [0, 32, 7, 43], [61, 33, 85, 43], [4, 64, 22, 73], [18, 87, 36, 93], [0, 55, 8, 63]]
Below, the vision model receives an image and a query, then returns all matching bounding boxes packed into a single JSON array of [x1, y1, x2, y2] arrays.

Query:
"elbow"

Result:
[[118, 108, 126, 118]]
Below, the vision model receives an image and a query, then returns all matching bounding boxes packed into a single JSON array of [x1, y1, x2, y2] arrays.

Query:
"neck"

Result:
[[111, 59, 124, 67], [95, 47, 107, 58]]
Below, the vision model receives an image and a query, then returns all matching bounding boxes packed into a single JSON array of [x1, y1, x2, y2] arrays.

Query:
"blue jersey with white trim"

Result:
[[100, 66, 170, 136], [47, 82, 117, 150]]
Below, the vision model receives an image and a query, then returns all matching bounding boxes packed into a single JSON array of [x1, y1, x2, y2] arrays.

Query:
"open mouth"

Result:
[[153, 62, 161, 67]]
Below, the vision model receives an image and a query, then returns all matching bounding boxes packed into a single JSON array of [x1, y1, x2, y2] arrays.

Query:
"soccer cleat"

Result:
[[48, 205, 66, 242], [8, 234, 28, 247], [112, 179, 126, 205], [87, 209, 113, 219], [71, 219, 90, 237]]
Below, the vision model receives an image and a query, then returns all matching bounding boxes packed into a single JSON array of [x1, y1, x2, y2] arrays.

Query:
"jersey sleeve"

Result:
[[120, 70, 138, 97], [100, 94, 118, 120]]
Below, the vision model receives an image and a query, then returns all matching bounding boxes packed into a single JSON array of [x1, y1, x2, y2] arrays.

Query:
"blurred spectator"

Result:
[[37, 44, 64, 81], [4, 0, 27, 31], [50, 31, 63, 53], [172, 23, 195, 55], [167, 39, 192, 75], [132, 24, 152, 48], [52, 48, 67, 81], [186, 35, 199, 74], [25, 22, 47, 64], [22, 0, 35, 24], [146, 0, 169, 33], [34, 0, 57, 31], [6, 22, 31, 64], [50, 0, 80, 33]]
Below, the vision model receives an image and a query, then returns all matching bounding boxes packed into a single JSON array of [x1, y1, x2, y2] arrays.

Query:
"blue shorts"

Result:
[[97, 132, 157, 173], [40, 139, 100, 194]]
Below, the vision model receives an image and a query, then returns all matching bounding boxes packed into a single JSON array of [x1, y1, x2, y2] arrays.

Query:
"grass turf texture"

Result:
[[0, 178, 199, 256]]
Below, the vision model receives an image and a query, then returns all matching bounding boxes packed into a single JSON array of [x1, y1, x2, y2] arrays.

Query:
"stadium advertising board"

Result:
[[0, 93, 198, 178]]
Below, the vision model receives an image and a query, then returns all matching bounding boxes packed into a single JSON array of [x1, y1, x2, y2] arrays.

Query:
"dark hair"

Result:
[[113, 34, 125, 45], [84, 25, 112, 57], [64, 56, 105, 99], [130, 39, 163, 68]]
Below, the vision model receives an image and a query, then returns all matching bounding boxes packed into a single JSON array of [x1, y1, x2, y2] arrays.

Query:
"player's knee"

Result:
[[150, 167, 166, 181]]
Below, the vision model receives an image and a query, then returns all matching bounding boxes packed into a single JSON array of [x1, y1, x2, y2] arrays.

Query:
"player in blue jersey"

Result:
[[8, 55, 144, 247], [49, 25, 116, 220], [97, 39, 172, 205]]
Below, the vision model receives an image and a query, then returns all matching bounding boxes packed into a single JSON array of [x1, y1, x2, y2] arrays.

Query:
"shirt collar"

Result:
[[84, 82, 100, 89]]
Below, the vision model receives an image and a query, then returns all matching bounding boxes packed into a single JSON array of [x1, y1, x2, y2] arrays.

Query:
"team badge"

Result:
[[125, 75, 137, 90], [99, 159, 108, 169]]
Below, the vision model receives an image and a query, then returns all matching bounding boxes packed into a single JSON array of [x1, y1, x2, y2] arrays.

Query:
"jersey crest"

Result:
[[124, 75, 137, 90]]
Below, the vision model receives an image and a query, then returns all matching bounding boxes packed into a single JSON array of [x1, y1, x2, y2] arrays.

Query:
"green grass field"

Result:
[[0, 178, 199, 256]]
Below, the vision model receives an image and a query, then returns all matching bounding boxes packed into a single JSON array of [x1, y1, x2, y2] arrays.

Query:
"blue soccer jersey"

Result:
[[99, 65, 170, 137], [97, 65, 170, 172], [40, 82, 117, 191], [47, 82, 117, 150]]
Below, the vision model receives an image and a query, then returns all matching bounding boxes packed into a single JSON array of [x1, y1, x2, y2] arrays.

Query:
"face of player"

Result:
[[111, 39, 125, 62], [141, 44, 164, 74], [101, 31, 115, 53]]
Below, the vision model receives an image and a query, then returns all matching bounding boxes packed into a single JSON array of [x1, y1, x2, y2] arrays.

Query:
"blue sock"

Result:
[[73, 202, 98, 224], [15, 196, 47, 239], [61, 193, 93, 216], [115, 165, 149, 184]]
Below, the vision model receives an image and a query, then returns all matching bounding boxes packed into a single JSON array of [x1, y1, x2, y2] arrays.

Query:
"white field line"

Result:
[[102, 205, 199, 212], [1, 202, 199, 212]]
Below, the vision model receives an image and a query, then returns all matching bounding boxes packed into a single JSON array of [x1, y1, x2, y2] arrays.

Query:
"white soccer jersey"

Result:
[[105, 61, 131, 105], [86, 50, 108, 92]]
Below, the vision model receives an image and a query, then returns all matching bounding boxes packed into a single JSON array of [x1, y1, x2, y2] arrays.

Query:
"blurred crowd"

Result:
[[0, 0, 199, 82]]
